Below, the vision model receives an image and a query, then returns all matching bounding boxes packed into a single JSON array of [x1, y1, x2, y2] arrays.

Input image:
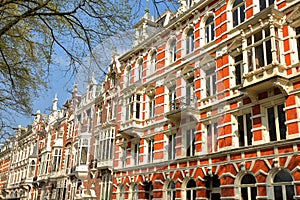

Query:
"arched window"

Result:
[[167, 180, 176, 200], [186, 29, 195, 54], [259, 0, 275, 11], [186, 179, 196, 200], [205, 16, 215, 44], [145, 181, 153, 200], [150, 52, 156, 74], [273, 170, 294, 200], [169, 39, 177, 63], [241, 174, 257, 200], [232, 0, 245, 27]]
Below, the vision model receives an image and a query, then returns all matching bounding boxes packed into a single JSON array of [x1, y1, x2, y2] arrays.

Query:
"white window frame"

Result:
[[240, 174, 257, 200], [185, 128, 195, 157], [205, 16, 215, 44], [186, 29, 195, 55], [168, 85, 177, 111], [204, 66, 217, 97], [266, 103, 286, 142], [237, 113, 253, 147], [232, 0, 245, 27], [97, 128, 115, 161], [78, 138, 90, 165], [149, 51, 156, 75], [166, 180, 176, 200], [272, 170, 294, 200], [147, 138, 154, 163], [51, 149, 62, 172], [169, 39, 177, 64], [100, 174, 112, 200], [167, 133, 176, 160], [206, 122, 218, 153]]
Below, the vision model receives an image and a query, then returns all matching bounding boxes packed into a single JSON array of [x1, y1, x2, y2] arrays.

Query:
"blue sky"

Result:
[[15, 0, 179, 128]]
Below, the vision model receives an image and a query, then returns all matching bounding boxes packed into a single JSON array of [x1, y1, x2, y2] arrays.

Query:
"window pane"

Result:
[[277, 104, 286, 140], [267, 107, 276, 141]]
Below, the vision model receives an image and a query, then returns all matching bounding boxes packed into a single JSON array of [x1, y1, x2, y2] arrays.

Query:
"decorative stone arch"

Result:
[[128, 182, 139, 200], [199, 12, 215, 46], [266, 167, 295, 200], [234, 170, 257, 199], [162, 178, 177, 199], [181, 176, 197, 200]]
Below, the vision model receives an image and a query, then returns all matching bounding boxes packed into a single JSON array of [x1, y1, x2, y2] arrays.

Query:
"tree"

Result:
[[0, 0, 133, 134]]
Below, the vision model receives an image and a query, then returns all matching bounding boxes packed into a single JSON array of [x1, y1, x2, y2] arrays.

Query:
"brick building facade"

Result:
[[1, 0, 300, 199]]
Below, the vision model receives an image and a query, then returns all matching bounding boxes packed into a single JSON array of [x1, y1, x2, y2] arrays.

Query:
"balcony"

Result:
[[165, 96, 199, 124], [75, 165, 89, 180], [96, 159, 113, 170], [118, 119, 143, 139], [242, 63, 289, 99]]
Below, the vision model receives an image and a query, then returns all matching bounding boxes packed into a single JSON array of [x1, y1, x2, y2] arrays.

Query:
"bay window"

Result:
[[125, 94, 142, 121], [51, 149, 62, 172], [96, 129, 115, 161], [78, 138, 90, 165]]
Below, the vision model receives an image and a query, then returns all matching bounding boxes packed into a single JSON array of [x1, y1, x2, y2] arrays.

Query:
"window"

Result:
[[40, 153, 50, 175], [137, 59, 143, 80], [28, 160, 35, 177], [149, 95, 155, 118], [126, 66, 131, 87], [106, 100, 114, 121], [273, 170, 294, 200], [97, 129, 115, 161], [131, 184, 138, 200], [145, 182, 153, 200], [186, 179, 196, 200], [169, 39, 177, 63], [168, 134, 176, 160], [237, 113, 252, 147], [101, 174, 112, 200], [186, 0, 192, 8], [118, 185, 125, 200], [259, 0, 274, 11], [186, 129, 195, 156], [78, 138, 89, 165], [241, 174, 257, 200], [232, 0, 245, 27], [207, 122, 218, 153], [246, 28, 280, 72], [148, 138, 154, 163], [205, 67, 217, 97], [234, 54, 243, 85], [296, 27, 300, 61], [267, 104, 286, 141], [150, 52, 156, 74], [166, 180, 176, 200], [133, 142, 139, 165], [125, 94, 142, 121], [185, 77, 195, 106], [51, 149, 62, 172], [122, 146, 127, 167], [186, 29, 195, 54], [169, 86, 177, 111], [205, 16, 215, 44], [96, 103, 103, 125], [206, 175, 221, 199]]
